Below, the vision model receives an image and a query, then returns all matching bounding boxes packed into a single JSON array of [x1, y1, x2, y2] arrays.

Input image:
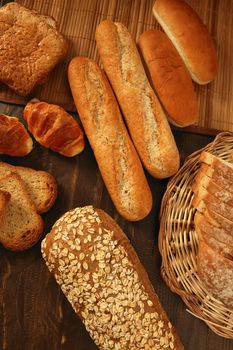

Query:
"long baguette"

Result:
[[68, 57, 152, 221], [41, 205, 184, 350], [95, 20, 180, 179]]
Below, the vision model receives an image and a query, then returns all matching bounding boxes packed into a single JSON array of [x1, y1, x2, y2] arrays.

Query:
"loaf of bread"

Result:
[[138, 29, 198, 127], [95, 20, 180, 179], [153, 0, 218, 84], [68, 57, 152, 221], [0, 162, 57, 214], [0, 190, 10, 219], [0, 114, 33, 156], [41, 205, 183, 350], [193, 151, 233, 308], [24, 100, 85, 157], [0, 2, 68, 96], [0, 172, 44, 251]]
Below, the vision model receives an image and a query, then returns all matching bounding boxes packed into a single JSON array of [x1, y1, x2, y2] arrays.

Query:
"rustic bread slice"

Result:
[[192, 179, 233, 208], [197, 236, 233, 309], [200, 151, 233, 182], [0, 173, 43, 251], [192, 189, 233, 222], [194, 212, 233, 257], [0, 162, 57, 213], [0, 189, 10, 218]]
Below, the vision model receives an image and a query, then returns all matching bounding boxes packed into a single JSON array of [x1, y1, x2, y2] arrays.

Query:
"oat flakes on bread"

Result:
[[0, 172, 43, 251], [0, 114, 33, 156], [42, 206, 183, 350], [0, 162, 57, 214], [0, 2, 68, 96], [0, 190, 10, 219], [24, 100, 85, 157]]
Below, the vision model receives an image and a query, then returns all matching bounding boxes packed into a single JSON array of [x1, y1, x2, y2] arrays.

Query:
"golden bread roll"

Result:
[[42, 206, 184, 350], [0, 114, 33, 156], [153, 0, 218, 84], [95, 20, 180, 179], [23, 101, 85, 157], [68, 57, 152, 221], [139, 29, 198, 127]]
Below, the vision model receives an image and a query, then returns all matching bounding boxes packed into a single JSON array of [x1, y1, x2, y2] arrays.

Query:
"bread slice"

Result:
[[0, 173, 43, 251], [200, 151, 233, 182], [194, 212, 233, 257], [192, 188, 233, 222], [0, 189, 11, 218], [193, 175, 233, 207], [197, 236, 233, 308], [0, 162, 57, 213], [197, 164, 233, 194], [0, 2, 68, 96]]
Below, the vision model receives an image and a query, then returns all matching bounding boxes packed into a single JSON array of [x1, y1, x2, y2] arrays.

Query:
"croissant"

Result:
[[0, 114, 33, 156], [23, 101, 85, 157]]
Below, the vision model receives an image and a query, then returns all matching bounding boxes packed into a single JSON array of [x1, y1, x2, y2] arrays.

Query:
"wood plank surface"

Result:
[[0, 0, 232, 135], [0, 101, 233, 350]]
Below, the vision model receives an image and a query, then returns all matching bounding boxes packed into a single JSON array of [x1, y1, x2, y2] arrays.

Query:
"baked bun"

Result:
[[24, 100, 85, 157], [153, 0, 218, 84], [139, 29, 198, 127], [0, 114, 33, 156]]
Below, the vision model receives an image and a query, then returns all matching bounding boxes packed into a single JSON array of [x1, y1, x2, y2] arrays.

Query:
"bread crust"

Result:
[[153, 0, 218, 84], [0, 189, 11, 219], [41, 206, 184, 349], [95, 20, 180, 179], [138, 29, 198, 127], [68, 57, 152, 221]]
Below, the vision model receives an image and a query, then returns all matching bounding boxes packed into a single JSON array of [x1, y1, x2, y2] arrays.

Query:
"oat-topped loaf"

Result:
[[0, 2, 67, 96], [42, 206, 183, 350]]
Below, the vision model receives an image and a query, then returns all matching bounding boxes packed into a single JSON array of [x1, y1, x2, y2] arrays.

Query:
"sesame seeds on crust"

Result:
[[41, 206, 176, 350]]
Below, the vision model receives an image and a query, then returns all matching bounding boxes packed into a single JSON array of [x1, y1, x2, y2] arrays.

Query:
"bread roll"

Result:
[[24, 100, 85, 157], [153, 0, 218, 85], [138, 29, 198, 127], [0, 114, 33, 156], [41, 205, 184, 350], [68, 57, 152, 221], [95, 20, 180, 179]]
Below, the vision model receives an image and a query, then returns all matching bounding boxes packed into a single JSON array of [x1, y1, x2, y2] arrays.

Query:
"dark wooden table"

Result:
[[0, 102, 232, 350]]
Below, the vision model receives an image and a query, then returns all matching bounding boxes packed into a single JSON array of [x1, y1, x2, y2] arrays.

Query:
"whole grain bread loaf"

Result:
[[42, 206, 183, 350]]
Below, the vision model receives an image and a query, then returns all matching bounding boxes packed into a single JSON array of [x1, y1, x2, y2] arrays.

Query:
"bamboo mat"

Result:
[[0, 0, 232, 135]]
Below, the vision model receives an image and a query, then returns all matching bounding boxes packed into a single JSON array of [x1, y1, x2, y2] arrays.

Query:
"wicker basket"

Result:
[[159, 131, 233, 339]]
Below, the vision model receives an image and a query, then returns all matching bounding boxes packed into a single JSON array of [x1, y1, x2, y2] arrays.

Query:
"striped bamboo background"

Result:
[[0, 0, 232, 135]]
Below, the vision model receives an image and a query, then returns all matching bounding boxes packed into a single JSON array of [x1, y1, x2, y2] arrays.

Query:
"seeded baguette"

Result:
[[95, 20, 180, 179], [41, 206, 183, 350], [68, 57, 152, 221]]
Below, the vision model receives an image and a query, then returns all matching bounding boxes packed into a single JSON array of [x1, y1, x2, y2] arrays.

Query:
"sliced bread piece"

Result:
[[0, 162, 57, 213], [0, 189, 11, 218], [197, 236, 233, 309], [192, 189, 233, 222], [200, 151, 233, 182], [194, 212, 233, 257], [192, 179, 233, 207], [199, 164, 233, 193], [0, 172, 44, 251]]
